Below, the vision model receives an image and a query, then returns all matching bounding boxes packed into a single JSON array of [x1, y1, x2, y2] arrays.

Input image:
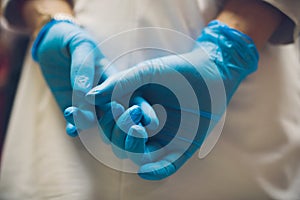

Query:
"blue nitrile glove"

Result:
[[64, 68, 159, 158], [31, 19, 106, 137], [32, 19, 158, 141], [86, 20, 259, 180]]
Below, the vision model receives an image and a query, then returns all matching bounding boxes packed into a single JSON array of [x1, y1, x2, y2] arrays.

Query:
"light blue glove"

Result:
[[86, 20, 259, 180], [31, 19, 107, 136], [32, 19, 158, 141], [64, 69, 159, 158], [64, 86, 159, 159]]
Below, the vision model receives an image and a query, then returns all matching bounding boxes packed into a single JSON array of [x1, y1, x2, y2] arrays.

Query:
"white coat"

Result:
[[1, 0, 300, 199]]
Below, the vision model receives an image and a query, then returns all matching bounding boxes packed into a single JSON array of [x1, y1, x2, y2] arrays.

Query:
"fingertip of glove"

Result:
[[125, 125, 147, 152], [85, 88, 104, 104], [138, 160, 176, 181], [129, 105, 143, 124], [66, 123, 78, 137], [86, 85, 103, 96], [64, 106, 78, 117], [145, 117, 159, 130]]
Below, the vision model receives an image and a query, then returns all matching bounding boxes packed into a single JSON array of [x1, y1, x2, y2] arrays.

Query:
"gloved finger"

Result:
[[138, 159, 177, 181], [137, 135, 201, 180], [70, 40, 102, 94], [137, 151, 185, 181], [85, 63, 153, 106], [125, 125, 159, 165], [66, 122, 79, 137], [64, 106, 95, 130], [132, 96, 159, 130], [98, 101, 125, 142], [126, 134, 168, 166], [85, 74, 122, 105], [125, 125, 147, 154], [110, 105, 143, 158]]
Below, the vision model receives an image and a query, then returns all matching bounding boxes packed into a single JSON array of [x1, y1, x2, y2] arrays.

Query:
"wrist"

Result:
[[22, 0, 74, 36], [197, 20, 259, 77], [31, 18, 78, 62], [33, 13, 77, 38], [216, 0, 283, 50]]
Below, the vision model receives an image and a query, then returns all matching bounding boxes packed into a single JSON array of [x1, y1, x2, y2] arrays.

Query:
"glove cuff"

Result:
[[31, 13, 79, 61], [197, 20, 259, 78]]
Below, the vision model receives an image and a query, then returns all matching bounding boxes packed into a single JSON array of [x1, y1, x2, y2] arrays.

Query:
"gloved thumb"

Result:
[[85, 61, 154, 106]]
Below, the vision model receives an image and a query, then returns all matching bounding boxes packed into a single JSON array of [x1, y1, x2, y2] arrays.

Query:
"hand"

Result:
[[86, 20, 259, 180], [64, 69, 159, 158], [33, 20, 159, 141], [32, 20, 106, 136]]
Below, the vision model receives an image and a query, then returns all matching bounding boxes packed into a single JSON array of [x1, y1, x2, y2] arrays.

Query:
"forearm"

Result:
[[217, 0, 284, 50], [22, 0, 73, 35]]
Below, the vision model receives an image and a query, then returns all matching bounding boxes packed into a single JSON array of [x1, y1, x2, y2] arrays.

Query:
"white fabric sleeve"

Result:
[[262, 0, 300, 44]]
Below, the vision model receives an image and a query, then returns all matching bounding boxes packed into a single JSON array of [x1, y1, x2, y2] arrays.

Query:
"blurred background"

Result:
[[0, 1, 29, 163]]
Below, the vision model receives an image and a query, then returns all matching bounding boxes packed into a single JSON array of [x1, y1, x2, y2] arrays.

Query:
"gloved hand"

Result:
[[32, 19, 106, 136], [86, 20, 259, 180], [32, 19, 159, 142], [64, 69, 159, 158]]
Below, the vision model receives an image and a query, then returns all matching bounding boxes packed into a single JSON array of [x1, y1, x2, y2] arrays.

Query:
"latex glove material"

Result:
[[32, 20, 109, 137], [31, 21, 160, 153], [64, 78, 159, 158], [86, 20, 259, 180], [33, 20, 159, 154], [64, 97, 158, 159]]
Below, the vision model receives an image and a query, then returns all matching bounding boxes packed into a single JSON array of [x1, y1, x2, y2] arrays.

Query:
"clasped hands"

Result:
[[32, 19, 258, 180]]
